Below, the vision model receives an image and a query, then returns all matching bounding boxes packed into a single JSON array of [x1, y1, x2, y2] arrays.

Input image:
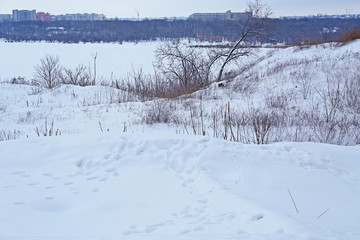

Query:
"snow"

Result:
[[0, 41, 159, 81], [1, 133, 359, 240], [0, 40, 360, 239]]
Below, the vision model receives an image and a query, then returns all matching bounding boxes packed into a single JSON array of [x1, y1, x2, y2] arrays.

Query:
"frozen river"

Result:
[[0, 41, 160, 81]]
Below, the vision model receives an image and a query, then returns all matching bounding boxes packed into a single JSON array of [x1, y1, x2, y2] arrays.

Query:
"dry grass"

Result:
[[337, 29, 360, 43]]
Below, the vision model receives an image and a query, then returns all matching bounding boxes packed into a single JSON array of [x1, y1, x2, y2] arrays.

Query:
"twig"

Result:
[[123, 122, 127, 132], [288, 188, 299, 214], [98, 121, 104, 132], [317, 208, 330, 219]]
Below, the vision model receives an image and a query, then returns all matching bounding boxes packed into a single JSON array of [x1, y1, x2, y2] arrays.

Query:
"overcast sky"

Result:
[[1, 0, 359, 18]]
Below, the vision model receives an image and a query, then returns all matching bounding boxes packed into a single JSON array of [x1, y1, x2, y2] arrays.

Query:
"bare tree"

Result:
[[216, 0, 272, 82], [34, 55, 62, 89], [154, 0, 272, 93], [61, 64, 92, 86], [155, 43, 205, 90]]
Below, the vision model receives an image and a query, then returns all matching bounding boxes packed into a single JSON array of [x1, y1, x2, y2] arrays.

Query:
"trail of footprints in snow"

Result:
[[6, 165, 113, 205], [5, 143, 127, 206], [6, 140, 209, 206]]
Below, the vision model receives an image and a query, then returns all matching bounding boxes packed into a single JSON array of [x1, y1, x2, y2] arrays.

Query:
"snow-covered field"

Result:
[[0, 41, 159, 81], [1, 133, 359, 240], [0, 40, 360, 240]]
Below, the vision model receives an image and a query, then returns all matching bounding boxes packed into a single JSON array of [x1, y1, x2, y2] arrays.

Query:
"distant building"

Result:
[[0, 14, 12, 22], [189, 10, 248, 21], [51, 13, 106, 21], [37, 12, 50, 21], [12, 9, 36, 22]]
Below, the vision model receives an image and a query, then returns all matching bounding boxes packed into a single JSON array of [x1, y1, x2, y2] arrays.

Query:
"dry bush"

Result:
[[112, 67, 204, 101], [247, 107, 279, 144], [34, 55, 62, 89], [10, 76, 27, 85], [155, 43, 210, 89], [342, 69, 360, 113], [233, 69, 261, 95], [293, 38, 326, 49], [0, 104, 6, 113], [265, 91, 292, 109], [290, 66, 313, 100], [27, 86, 43, 95], [337, 29, 360, 43], [141, 100, 179, 125], [61, 65, 93, 87], [34, 119, 61, 137], [0, 130, 21, 141]]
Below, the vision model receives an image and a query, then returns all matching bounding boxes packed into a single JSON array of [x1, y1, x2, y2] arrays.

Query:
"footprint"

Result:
[[148, 222, 166, 228], [28, 183, 39, 186], [193, 226, 205, 232], [13, 202, 26, 205], [145, 228, 156, 233], [180, 229, 191, 235], [198, 199, 208, 204], [182, 179, 194, 187], [106, 168, 117, 173], [64, 182, 74, 186], [87, 176, 99, 181], [123, 230, 139, 236], [45, 197, 55, 200], [251, 214, 264, 221], [45, 186, 55, 189], [91, 189, 99, 193], [76, 159, 84, 168]]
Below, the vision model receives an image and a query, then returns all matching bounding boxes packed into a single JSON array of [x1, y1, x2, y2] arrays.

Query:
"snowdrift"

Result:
[[0, 133, 359, 240]]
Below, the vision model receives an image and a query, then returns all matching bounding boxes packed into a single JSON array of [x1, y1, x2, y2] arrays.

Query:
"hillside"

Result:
[[0, 40, 360, 240]]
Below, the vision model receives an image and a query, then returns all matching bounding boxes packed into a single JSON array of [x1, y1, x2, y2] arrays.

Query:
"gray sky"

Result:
[[0, 0, 359, 18]]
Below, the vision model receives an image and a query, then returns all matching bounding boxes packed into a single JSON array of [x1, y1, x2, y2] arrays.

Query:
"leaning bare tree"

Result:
[[34, 55, 62, 89], [216, 0, 272, 82], [154, 0, 272, 94]]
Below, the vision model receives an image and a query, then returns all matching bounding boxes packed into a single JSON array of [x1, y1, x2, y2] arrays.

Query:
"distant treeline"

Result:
[[0, 18, 359, 44]]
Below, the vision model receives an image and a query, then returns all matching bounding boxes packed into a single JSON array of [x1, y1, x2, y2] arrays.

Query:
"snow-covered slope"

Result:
[[0, 133, 359, 240], [1, 40, 360, 239]]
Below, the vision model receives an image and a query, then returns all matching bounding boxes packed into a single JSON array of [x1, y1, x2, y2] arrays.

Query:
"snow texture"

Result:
[[0, 40, 360, 240], [0, 133, 359, 240]]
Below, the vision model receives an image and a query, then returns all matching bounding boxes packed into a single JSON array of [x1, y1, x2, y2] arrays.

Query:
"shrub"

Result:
[[338, 29, 360, 43], [34, 55, 62, 89], [142, 100, 177, 125]]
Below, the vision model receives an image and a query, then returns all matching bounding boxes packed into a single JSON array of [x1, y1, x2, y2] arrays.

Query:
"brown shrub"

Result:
[[338, 29, 360, 43]]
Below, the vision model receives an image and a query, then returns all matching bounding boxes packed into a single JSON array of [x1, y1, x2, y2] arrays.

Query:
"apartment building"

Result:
[[0, 14, 12, 22], [51, 13, 106, 21], [12, 9, 36, 22], [189, 10, 248, 21], [36, 12, 50, 21]]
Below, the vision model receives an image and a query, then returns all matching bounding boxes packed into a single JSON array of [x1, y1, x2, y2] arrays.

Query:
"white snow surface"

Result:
[[0, 133, 359, 240], [0, 41, 159, 81], [0, 40, 360, 239]]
